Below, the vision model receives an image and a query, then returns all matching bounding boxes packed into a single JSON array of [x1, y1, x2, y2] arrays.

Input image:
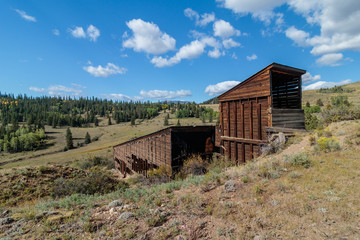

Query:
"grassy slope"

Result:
[[0, 111, 215, 169], [302, 81, 360, 106], [1, 120, 359, 239]]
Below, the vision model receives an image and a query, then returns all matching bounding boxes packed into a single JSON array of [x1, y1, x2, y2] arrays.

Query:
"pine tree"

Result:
[[85, 132, 91, 144], [94, 118, 99, 126], [164, 116, 169, 126], [131, 116, 135, 126], [209, 110, 213, 123], [108, 117, 112, 125], [176, 119, 181, 126], [306, 101, 311, 107], [201, 114, 206, 123], [66, 127, 73, 149], [316, 98, 324, 106]]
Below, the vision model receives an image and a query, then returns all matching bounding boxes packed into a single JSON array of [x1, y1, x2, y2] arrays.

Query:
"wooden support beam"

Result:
[[220, 136, 267, 144], [250, 101, 253, 139], [227, 101, 231, 137], [257, 103, 262, 140], [234, 101, 237, 138], [241, 103, 245, 138]]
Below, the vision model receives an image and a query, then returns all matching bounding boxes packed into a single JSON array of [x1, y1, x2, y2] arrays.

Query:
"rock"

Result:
[[175, 235, 187, 240], [108, 200, 123, 208], [224, 180, 236, 193], [270, 200, 280, 206], [122, 204, 131, 210], [1, 210, 10, 217], [0, 217, 14, 225], [318, 208, 327, 214], [118, 212, 135, 221]]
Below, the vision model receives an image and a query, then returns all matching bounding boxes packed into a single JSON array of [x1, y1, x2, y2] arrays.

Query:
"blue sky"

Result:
[[1, 0, 359, 102]]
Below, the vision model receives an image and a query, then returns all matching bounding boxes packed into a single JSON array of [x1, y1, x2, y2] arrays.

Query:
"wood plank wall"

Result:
[[220, 96, 269, 162], [113, 129, 172, 175]]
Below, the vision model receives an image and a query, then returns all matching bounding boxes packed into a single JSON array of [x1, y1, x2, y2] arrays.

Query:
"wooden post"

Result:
[[234, 101, 237, 138], [250, 101, 253, 139], [257, 103, 262, 140], [227, 101, 230, 137]]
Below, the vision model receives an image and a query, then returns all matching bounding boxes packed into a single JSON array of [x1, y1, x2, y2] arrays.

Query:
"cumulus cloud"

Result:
[[102, 93, 143, 102], [205, 80, 240, 96], [246, 54, 258, 61], [29, 85, 84, 96], [304, 79, 351, 90], [316, 53, 343, 66], [151, 40, 207, 67], [184, 8, 215, 26], [87, 25, 100, 41], [140, 90, 192, 100], [217, 0, 286, 24], [83, 63, 127, 77], [52, 29, 60, 36], [301, 72, 321, 84], [208, 48, 223, 58], [69, 25, 100, 41], [69, 26, 86, 38], [15, 9, 36, 22], [285, 26, 309, 46], [222, 38, 241, 49], [123, 19, 176, 55], [213, 20, 241, 38]]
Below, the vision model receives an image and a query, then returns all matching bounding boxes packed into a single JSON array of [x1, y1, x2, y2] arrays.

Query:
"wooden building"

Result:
[[113, 126, 215, 176], [217, 63, 306, 162]]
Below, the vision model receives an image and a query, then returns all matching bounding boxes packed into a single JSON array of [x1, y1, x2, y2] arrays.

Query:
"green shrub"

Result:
[[77, 156, 114, 170], [315, 137, 340, 152], [285, 153, 312, 168], [50, 167, 128, 197]]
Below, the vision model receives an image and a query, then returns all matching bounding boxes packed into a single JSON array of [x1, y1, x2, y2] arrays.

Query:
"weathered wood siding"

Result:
[[217, 63, 306, 163], [114, 128, 171, 176], [219, 97, 269, 162]]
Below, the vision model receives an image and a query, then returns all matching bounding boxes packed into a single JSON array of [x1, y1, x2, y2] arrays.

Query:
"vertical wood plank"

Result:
[[227, 101, 231, 137], [241, 103, 244, 138], [234, 101, 237, 138], [257, 103, 262, 140], [250, 101, 253, 139]]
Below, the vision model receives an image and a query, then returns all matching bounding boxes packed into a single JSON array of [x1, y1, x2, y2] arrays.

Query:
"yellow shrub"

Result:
[[316, 137, 340, 152]]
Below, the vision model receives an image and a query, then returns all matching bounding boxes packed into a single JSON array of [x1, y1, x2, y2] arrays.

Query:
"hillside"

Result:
[[0, 111, 216, 169], [0, 120, 359, 239], [302, 81, 360, 106]]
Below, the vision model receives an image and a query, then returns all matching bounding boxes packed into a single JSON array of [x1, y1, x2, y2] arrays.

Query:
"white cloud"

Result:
[[246, 54, 258, 61], [102, 93, 143, 102], [29, 85, 84, 96], [69, 26, 86, 38], [140, 90, 192, 100], [208, 48, 222, 58], [184, 8, 215, 26], [83, 63, 127, 77], [316, 53, 343, 66], [87, 25, 100, 42], [222, 38, 241, 49], [285, 26, 309, 46], [217, 0, 286, 24], [205, 80, 240, 96], [213, 20, 241, 38], [52, 29, 60, 36], [231, 52, 238, 59], [123, 19, 176, 55], [69, 25, 100, 41], [71, 83, 86, 89], [29, 87, 45, 92], [15, 9, 36, 22], [304, 79, 351, 90], [151, 40, 206, 67], [301, 72, 321, 84]]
